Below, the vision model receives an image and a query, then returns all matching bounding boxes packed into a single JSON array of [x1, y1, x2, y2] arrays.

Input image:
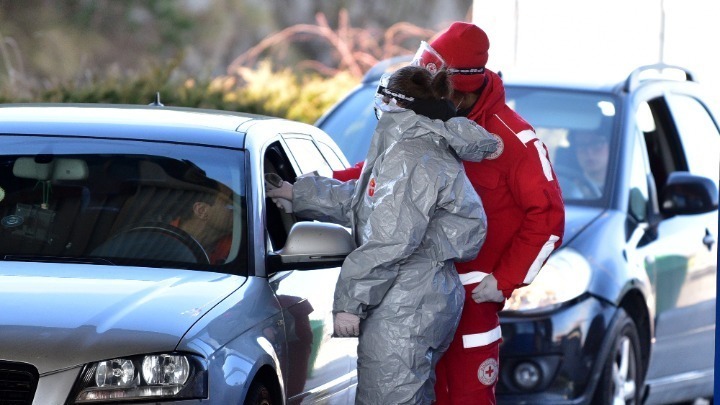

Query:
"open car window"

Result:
[[0, 136, 247, 273]]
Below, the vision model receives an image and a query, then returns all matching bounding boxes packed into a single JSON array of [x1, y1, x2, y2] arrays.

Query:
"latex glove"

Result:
[[471, 274, 505, 303], [333, 312, 360, 337], [266, 181, 294, 213], [266, 180, 293, 201]]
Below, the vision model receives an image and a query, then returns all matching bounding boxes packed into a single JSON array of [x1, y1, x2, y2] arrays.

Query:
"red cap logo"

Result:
[[368, 178, 376, 197]]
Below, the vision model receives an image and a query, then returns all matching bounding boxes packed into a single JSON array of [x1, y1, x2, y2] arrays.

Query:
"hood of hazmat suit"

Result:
[[292, 107, 497, 404]]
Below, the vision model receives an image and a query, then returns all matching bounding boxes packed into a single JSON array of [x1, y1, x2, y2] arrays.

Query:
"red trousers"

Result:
[[435, 339, 500, 404]]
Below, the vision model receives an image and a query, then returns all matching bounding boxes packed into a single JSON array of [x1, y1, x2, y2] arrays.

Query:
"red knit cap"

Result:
[[430, 22, 490, 92]]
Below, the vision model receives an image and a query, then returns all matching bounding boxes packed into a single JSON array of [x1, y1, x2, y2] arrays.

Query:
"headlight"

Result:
[[505, 248, 591, 311], [70, 353, 207, 403]]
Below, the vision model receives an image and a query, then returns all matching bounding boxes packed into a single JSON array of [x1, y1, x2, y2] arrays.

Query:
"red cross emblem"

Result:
[[368, 177, 376, 197], [478, 358, 498, 386]]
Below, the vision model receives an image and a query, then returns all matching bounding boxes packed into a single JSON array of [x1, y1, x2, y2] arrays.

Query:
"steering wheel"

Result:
[[554, 164, 602, 199], [91, 222, 210, 265]]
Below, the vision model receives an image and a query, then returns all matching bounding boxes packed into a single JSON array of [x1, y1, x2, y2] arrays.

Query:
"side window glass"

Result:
[[316, 140, 346, 171], [635, 98, 685, 190], [628, 130, 651, 224], [283, 136, 333, 178], [666, 94, 720, 188]]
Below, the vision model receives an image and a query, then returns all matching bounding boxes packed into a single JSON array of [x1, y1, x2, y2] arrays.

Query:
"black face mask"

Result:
[[455, 75, 489, 118], [407, 99, 457, 122], [456, 105, 473, 117]]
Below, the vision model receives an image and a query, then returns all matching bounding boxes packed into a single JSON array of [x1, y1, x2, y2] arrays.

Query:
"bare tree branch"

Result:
[[226, 8, 432, 79]]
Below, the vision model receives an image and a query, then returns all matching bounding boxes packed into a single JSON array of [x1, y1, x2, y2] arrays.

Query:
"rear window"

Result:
[[0, 136, 247, 273]]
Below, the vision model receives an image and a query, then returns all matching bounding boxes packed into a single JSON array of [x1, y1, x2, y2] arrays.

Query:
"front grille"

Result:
[[0, 361, 38, 405]]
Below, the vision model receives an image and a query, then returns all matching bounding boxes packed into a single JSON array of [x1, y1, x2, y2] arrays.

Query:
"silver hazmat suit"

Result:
[[292, 107, 497, 404]]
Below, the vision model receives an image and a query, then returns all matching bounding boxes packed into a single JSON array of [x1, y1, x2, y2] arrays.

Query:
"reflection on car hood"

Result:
[[562, 205, 605, 245], [0, 262, 245, 374]]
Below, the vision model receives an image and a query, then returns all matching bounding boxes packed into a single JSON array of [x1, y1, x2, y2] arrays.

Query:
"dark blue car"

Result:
[[317, 60, 719, 404]]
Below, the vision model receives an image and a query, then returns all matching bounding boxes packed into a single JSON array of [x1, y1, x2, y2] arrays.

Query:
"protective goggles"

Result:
[[375, 73, 414, 104], [374, 73, 411, 120], [411, 41, 486, 76], [373, 72, 457, 121]]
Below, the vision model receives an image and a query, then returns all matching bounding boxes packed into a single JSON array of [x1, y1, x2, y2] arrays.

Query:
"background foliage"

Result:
[[0, 1, 471, 123]]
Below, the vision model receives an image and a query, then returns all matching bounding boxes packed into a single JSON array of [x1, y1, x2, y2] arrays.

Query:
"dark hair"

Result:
[[387, 66, 452, 105], [385, 66, 456, 121]]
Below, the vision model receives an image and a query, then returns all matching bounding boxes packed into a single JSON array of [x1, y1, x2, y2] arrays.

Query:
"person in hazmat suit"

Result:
[[266, 65, 498, 404]]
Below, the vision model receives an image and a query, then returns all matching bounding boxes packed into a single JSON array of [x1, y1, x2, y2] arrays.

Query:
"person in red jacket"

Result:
[[413, 22, 565, 404]]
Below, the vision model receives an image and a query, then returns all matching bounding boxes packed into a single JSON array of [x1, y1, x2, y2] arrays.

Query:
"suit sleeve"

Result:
[[292, 176, 356, 227]]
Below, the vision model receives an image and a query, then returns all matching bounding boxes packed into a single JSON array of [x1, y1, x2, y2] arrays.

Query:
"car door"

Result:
[[263, 138, 357, 404], [632, 92, 717, 401]]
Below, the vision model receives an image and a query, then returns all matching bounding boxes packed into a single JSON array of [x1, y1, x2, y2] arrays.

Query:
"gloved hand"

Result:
[[333, 312, 360, 337], [266, 181, 294, 213], [266, 180, 293, 200], [471, 274, 506, 303]]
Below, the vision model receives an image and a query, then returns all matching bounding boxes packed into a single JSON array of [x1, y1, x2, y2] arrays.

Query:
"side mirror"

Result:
[[267, 221, 356, 272], [660, 172, 719, 217]]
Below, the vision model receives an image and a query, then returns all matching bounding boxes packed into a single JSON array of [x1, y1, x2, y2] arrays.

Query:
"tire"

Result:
[[245, 380, 274, 405], [592, 308, 644, 405]]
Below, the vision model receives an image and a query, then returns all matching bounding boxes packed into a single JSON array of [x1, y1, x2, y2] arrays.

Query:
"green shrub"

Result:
[[1, 59, 359, 124]]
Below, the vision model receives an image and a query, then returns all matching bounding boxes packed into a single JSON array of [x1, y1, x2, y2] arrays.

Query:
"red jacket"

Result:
[[458, 71, 565, 297]]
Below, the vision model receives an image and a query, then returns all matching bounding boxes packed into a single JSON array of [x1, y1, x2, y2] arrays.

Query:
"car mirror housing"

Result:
[[267, 221, 356, 271], [660, 171, 719, 217]]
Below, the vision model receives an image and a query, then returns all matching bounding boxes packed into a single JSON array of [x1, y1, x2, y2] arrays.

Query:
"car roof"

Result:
[[0, 103, 314, 149]]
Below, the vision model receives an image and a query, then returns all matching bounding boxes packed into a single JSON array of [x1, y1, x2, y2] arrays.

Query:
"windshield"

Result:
[[506, 87, 618, 203], [0, 136, 247, 273], [319, 82, 618, 204]]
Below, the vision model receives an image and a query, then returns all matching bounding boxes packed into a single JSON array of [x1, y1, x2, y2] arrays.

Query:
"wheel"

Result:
[[91, 222, 210, 264], [592, 308, 644, 405], [245, 380, 274, 405]]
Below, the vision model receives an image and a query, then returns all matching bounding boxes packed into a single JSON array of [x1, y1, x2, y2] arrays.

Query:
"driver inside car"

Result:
[[168, 187, 234, 265], [562, 129, 610, 199]]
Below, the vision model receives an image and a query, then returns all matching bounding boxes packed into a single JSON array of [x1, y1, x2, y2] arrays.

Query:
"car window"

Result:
[[283, 135, 334, 177], [665, 94, 720, 187], [0, 136, 246, 272], [315, 140, 347, 171], [506, 88, 617, 204], [316, 85, 378, 165], [628, 129, 651, 225], [635, 98, 690, 191], [263, 141, 299, 250]]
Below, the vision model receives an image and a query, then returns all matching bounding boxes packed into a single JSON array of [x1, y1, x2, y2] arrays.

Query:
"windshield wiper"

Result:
[[1, 255, 116, 265]]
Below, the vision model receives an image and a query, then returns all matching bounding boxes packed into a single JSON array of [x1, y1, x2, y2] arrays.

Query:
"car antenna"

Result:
[[149, 92, 164, 107]]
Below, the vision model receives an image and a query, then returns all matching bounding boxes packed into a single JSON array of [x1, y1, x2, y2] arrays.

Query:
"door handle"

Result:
[[703, 229, 715, 251]]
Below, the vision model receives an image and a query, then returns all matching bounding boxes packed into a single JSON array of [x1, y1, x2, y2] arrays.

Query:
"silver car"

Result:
[[0, 104, 359, 404]]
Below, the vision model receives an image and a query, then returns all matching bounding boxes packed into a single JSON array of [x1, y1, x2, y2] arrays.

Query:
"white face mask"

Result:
[[373, 73, 412, 120], [373, 95, 406, 120]]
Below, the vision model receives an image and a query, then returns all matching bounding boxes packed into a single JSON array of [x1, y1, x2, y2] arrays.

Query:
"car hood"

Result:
[[0, 262, 245, 374], [561, 204, 605, 245]]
